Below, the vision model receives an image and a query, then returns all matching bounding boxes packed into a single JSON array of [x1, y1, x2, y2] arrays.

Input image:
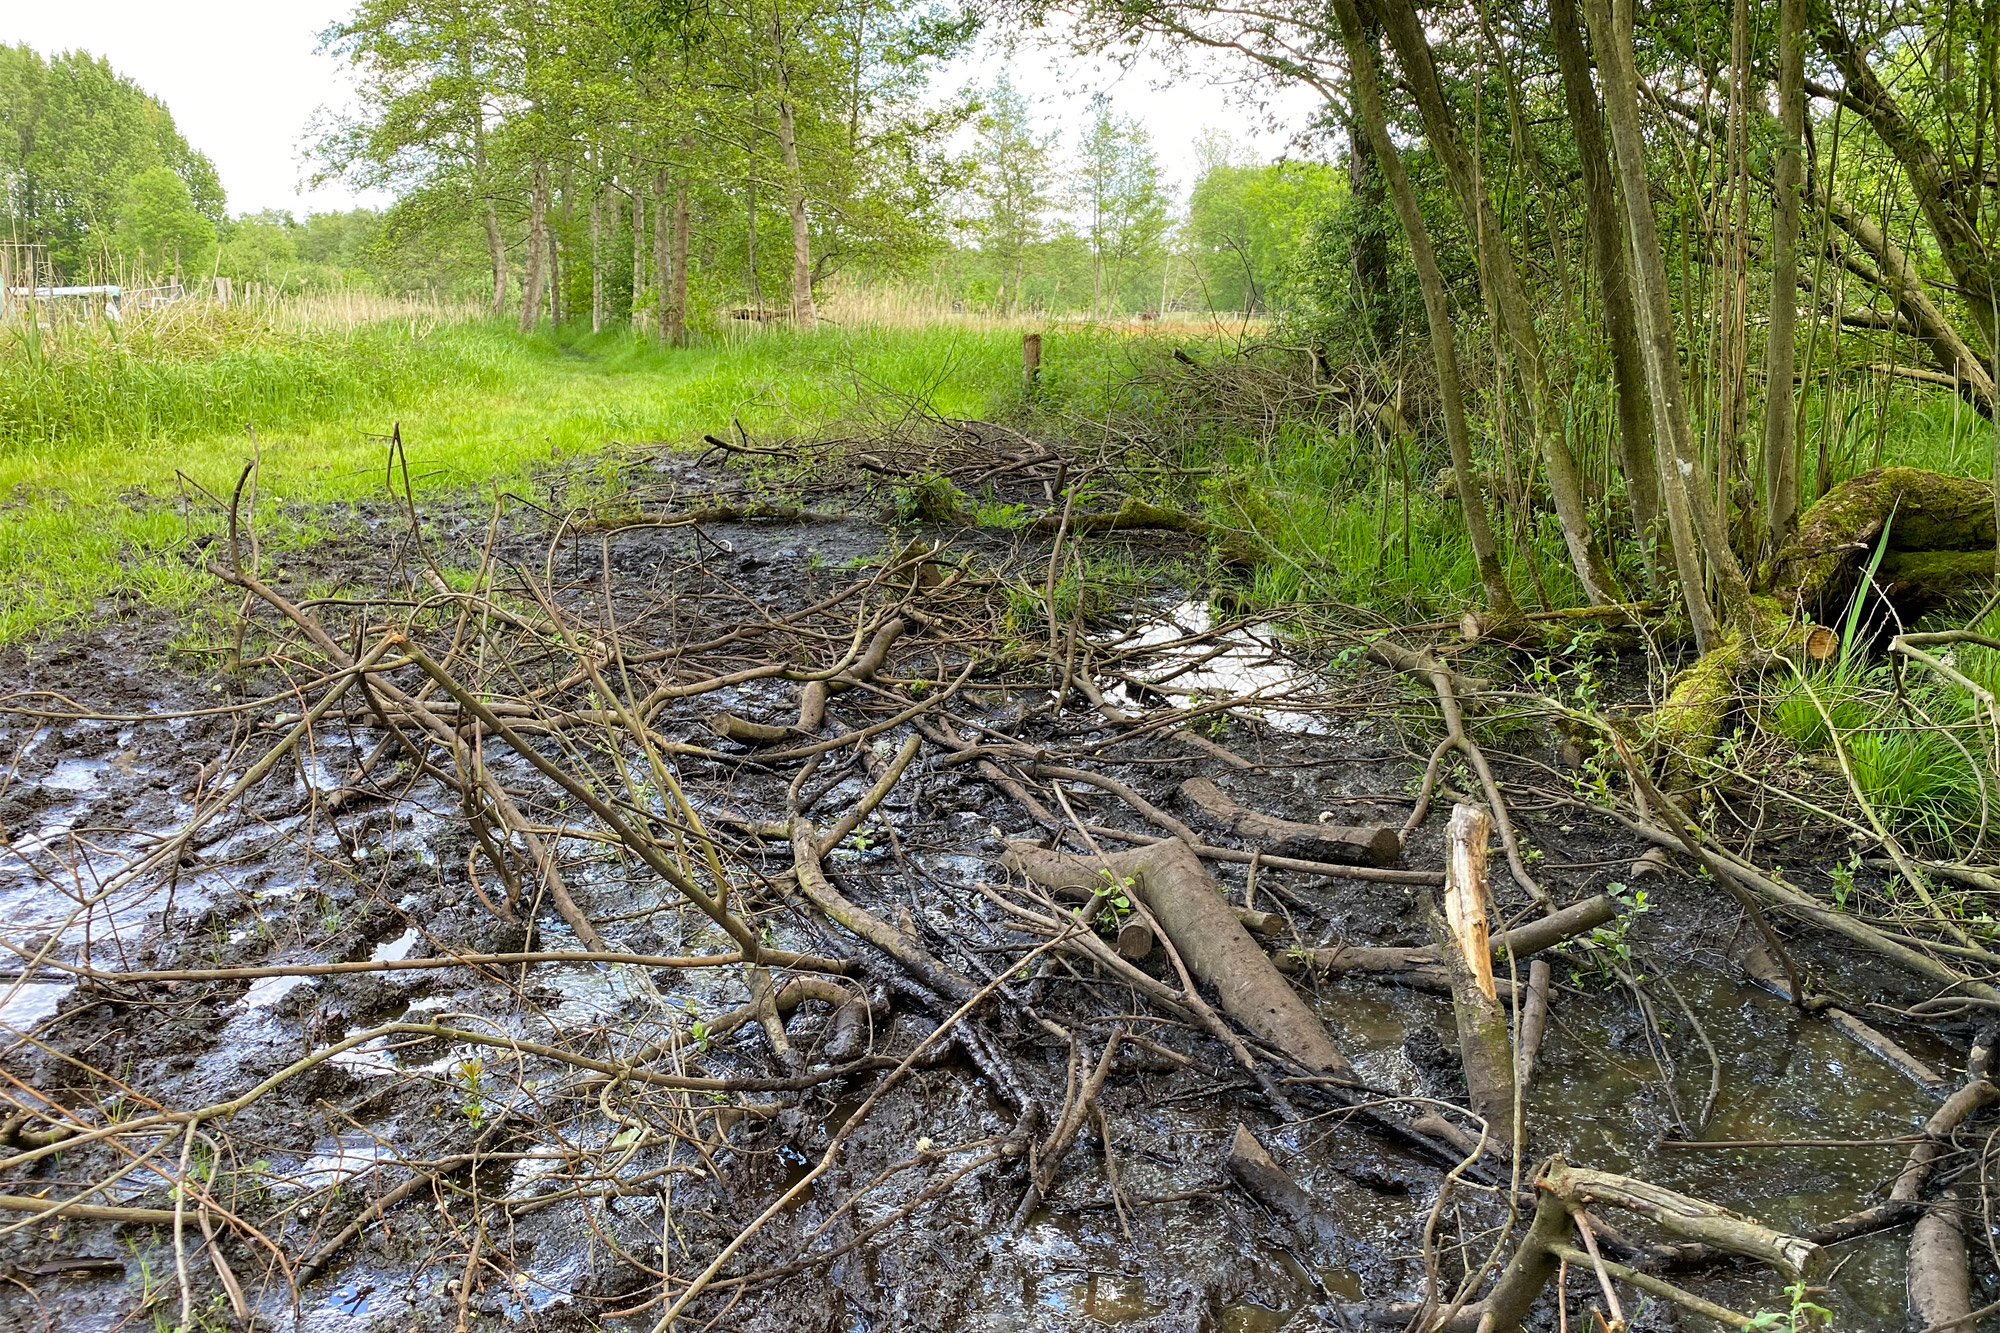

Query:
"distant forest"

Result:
[[0, 36, 1367, 333]]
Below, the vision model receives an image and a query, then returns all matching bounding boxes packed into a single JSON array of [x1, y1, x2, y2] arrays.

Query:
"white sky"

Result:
[[4, 2, 1326, 218]]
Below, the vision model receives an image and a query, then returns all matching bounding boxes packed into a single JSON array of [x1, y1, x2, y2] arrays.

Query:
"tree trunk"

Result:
[[1582, 0, 1755, 646], [590, 185, 604, 333], [654, 167, 672, 342], [630, 176, 646, 329], [1330, 0, 1521, 622], [550, 170, 567, 324], [467, 43, 505, 319], [776, 96, 817, 328], [1763, 0, 1806, 552], [484, 197, 507, 318], [746, 175, 763, 310], [1372, 0, 1625, 607], [518, 162, 548, 335], [668, 171, 691, 347], [1548, 0, 1662, 557]]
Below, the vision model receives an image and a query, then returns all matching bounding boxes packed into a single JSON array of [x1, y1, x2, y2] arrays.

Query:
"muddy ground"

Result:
[[0, 432, 1986, 1331]]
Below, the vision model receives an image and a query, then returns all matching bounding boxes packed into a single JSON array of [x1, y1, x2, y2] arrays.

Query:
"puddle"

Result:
[[243, 973, 313, 1009], [1108, 601, 1338, 734], [277, 1135, 393, 1195], [42, 757, 110, 792], [370, 927, 420, 963], [0, 981, 72, 1033]]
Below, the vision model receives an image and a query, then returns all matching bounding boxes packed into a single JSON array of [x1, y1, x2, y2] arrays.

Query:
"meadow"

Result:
[[2, 297, 1989, 649], [0, 300, 1184, 641]]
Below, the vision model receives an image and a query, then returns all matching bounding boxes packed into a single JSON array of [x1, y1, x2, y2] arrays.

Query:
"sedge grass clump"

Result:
[[1762, 664, 1876, 750], [1844, 724, 1980, 845]]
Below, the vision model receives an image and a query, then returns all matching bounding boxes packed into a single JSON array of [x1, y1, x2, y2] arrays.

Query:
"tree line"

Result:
[[1015, 0, 2000, 705]]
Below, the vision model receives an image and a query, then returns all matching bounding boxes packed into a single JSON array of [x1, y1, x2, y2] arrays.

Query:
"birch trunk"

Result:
[[777, 97, 817, 327], [668, 173, 691, 347]]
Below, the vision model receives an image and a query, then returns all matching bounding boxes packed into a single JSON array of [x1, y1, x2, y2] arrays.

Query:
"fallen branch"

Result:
[[1179, 776, 1401, 865]]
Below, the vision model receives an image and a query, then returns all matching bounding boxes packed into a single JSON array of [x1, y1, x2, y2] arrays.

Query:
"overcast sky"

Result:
[[4, 2, 1325, 218]]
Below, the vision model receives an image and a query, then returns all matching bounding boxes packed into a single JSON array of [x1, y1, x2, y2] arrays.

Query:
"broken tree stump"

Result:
[[1431, 803, 1515, 1149]]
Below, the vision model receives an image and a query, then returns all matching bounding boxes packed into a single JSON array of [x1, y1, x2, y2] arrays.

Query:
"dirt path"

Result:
[[0, 432, 1980, 1331]]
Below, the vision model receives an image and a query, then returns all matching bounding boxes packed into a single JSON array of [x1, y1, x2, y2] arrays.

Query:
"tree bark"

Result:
[[1547, 0, 1660, 556], [653, 167, 672, 342], [484, 196, 507, 318], [630, 174, 646, 329], [1372, 0, 1625, 607], [777, 96, 817, 327], [668, 170, 691, 347], [1762, 0, 1806, 552], [1327, 0, 1522, 621], [517, 161, 548, 335]]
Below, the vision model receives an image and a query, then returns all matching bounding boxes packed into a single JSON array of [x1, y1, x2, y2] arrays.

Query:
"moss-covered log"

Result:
[[1767, 466, 1994, 619]]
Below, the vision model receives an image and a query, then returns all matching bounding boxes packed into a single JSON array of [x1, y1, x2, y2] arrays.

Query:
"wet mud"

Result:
[[0, 437, 1984, 1331]]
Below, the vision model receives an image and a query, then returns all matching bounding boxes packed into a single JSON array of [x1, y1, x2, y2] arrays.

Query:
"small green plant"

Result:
[[1826, 853, 1860, 911], [453, 1055, 488, 1129], [1092, 875, 1137, 934], [1747, 1279, 1831, 1331], [1555, 881, 1649, 984], [974, 499, 1031, 529]]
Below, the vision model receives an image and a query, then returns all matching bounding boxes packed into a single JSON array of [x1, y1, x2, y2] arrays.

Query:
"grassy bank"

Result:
[[0, 307, 1165, 641]]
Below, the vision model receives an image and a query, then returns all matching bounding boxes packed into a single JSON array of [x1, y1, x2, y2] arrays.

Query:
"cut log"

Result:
[[1225, 1124, 1340, 1250], [1004, 838, 1354, 1078], [1479, 1156, 1823, 1332], [1179, 777, 1402, 866], [709, 713, 794, 745], [1544, 1164, 1822, 1279], [1114, 918, 1155, 959], [1909, 1191, 1971, 1332]]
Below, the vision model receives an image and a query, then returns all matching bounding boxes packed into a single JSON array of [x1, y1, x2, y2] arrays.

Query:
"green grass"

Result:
[[1763, 662, 1878, 750], [0, 311, 1151, 642]]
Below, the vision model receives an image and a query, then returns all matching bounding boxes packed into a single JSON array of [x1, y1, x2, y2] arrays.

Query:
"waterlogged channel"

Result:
[[0, 514, 1981, 1331]]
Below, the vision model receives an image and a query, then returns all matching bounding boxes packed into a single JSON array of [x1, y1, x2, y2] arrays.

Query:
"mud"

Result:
[[0, 437, 1986, 1332]]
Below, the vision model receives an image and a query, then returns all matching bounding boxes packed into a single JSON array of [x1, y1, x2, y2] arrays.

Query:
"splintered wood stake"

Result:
[[1445, 803, 1497, 1002]]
